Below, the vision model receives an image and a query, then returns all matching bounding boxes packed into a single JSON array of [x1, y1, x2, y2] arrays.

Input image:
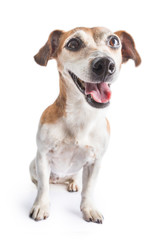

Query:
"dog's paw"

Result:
[[67, 182, 79, 192], [81, 207, 104, 224], [29, 202, 50, 221]]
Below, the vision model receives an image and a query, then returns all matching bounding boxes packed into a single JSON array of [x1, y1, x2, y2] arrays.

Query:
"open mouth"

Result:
[[68, 71, 111, 108]]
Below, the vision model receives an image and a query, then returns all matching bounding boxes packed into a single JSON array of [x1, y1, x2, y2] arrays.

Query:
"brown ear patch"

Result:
[[34, 42, 50, 66], [34, 30, 63, 66], [115, 31, 141, 66]]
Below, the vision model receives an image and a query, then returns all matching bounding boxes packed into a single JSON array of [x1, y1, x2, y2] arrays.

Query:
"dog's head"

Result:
[[34, 27, 141, 109]]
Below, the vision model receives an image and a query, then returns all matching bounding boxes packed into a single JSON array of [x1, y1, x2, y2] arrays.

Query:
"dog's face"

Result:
[[34, 27, 141, 109], [57, 27, 121, 108]]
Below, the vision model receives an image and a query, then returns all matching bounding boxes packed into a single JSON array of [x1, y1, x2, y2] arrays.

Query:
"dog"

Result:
[[29, 27, 141, 223]]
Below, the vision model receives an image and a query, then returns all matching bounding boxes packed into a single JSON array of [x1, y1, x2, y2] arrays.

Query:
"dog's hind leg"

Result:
[[67, 173, 80, 192]]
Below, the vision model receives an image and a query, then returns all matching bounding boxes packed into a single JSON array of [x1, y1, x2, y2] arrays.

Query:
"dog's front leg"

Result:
[[30, 151, 50, 221], [81, 161, 104, 224]]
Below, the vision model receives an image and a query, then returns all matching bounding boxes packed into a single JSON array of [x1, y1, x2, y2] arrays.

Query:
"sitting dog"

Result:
[[29, 27, 141, 223]]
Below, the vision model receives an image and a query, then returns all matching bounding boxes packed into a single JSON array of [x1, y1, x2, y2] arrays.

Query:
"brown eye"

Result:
[[107, 36, 120, 49], [66, 38, 83, 51]]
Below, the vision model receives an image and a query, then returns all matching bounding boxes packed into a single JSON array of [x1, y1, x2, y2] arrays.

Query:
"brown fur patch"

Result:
[[56, 27, 92, 56], [106, 118, 110, 135], [40, 74, 67, 124]]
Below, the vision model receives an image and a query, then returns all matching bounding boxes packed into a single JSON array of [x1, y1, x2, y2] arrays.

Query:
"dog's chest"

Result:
[[38, 113, 109, 177], [47, 139, 96, 176]]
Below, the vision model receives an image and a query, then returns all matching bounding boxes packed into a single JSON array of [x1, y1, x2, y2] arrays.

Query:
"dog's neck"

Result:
[[58, 72, 107, 130]]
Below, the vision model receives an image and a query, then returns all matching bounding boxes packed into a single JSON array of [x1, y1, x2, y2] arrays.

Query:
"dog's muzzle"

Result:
[[68, 57, 116, 109]]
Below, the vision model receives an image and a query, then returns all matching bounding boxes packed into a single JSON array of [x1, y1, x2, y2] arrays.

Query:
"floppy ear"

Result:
[[34, 30, 63, 66], [114, 31, 141, 66]]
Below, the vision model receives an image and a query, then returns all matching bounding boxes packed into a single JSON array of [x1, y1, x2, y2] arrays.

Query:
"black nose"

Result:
[[92, 57, 115, 77]]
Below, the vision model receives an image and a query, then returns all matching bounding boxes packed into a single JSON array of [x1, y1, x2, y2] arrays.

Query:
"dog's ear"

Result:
[[34, 30, 64, 66], [114, 31, 141, 66]]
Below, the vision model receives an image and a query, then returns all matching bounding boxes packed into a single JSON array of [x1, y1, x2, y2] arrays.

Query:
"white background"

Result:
[[0, 0, 164, 239]]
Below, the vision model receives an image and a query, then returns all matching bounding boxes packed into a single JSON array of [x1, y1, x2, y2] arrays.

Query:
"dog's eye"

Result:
[[107, 36, 120, 49], [66, 38, 83, 51]]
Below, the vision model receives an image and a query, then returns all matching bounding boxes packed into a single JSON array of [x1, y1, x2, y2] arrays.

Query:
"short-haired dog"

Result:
[[29, 27, 141, 223]]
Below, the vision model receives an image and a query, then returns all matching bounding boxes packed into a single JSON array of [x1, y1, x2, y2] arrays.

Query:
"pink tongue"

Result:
[[85, 82, 111, 103]]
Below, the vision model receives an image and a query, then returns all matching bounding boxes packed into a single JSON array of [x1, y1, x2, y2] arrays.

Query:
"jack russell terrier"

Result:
[[29, 27, 141, 223]]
